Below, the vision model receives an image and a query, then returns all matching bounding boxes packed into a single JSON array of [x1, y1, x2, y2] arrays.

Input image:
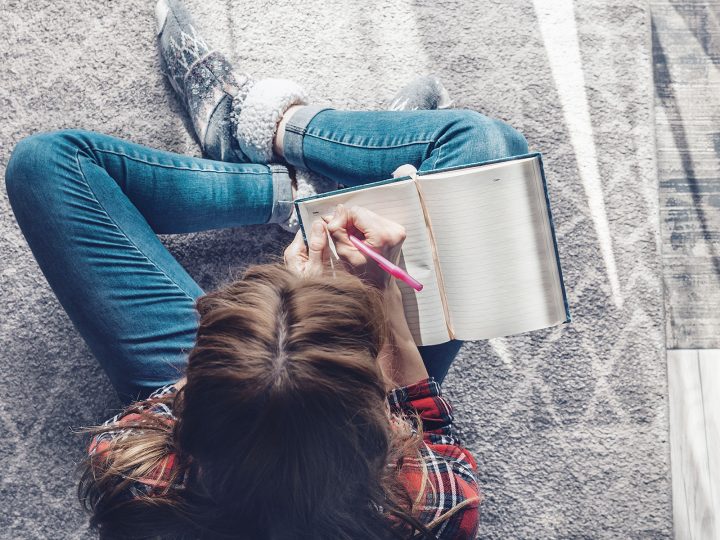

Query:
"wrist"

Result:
[[380, 330, 429, 390], [383, 284, 409, 332], [378, 282, 430, 389], [383, 281, 403, 305]]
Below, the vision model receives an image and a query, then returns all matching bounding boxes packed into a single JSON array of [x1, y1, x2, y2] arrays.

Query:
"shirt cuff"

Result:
[[386, 376, 441, 408]]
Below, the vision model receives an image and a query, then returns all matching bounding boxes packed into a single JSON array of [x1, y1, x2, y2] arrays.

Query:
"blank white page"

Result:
[[297, 179, 450, 346], [417, 157, 566, 340]]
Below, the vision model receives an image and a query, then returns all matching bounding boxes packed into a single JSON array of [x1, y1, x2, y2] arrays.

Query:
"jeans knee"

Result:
[[5, 129, 88, 208], [453, 110, 529, 161], [6, 133, 50, 208]]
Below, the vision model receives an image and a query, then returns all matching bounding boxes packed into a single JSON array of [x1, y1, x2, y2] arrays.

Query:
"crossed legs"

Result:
[[4, 2, 529, 405]]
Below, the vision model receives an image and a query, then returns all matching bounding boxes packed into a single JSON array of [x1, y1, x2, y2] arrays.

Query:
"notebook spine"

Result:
[[412, 176, 456, 340], [536, 155, 572, 323]]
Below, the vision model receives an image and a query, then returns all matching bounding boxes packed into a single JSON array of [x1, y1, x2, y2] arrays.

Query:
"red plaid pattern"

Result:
[[89, 377, 481, 538]]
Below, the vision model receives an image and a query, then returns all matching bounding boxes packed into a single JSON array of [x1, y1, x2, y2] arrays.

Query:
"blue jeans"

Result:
[[5, 107, 528, 405]]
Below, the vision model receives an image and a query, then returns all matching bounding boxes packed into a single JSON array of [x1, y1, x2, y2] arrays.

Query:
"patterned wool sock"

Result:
[[156, 0, 255, 161], [155, 0, 307, 164], [386, 74, 453, 111]]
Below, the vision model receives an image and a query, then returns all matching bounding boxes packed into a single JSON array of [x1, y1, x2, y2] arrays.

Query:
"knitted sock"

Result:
[[230, 78, 309, 165], [386, 74, 453, 111], [156, 0, 308, 165], [156, 0, 255, 162]]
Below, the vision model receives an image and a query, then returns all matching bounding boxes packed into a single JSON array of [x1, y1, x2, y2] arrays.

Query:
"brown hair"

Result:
[[78, 262, 476, 539]]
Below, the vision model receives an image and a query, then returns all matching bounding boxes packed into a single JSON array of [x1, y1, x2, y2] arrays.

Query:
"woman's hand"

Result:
[[322, 204, 407, 290], [283, 219, 330, 278]]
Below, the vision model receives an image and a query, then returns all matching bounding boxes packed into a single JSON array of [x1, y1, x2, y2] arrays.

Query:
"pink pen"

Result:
[[348, 234, 423, 291]]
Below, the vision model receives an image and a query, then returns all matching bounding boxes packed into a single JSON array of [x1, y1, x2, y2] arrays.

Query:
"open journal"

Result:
[[294, 152, 571, 346]]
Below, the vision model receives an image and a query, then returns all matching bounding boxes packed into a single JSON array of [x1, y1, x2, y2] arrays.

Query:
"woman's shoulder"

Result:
[[384, 421, 482, 539], [102, 382, 179, 423], [89, 382, 180, 454], [147, 382, 181, 401], [397, 442, 482, 539]]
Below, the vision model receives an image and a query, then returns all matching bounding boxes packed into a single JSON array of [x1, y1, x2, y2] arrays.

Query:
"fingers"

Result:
[[346, 205, 375, 238], [322, 203, 407, 267], [306, 219, 329, 276], [324, 204, 366, 267], [283, 229, 306, 274], [288, 228, 305, 252], [347, 205, 407, 250], [283, 222, 331, 278]]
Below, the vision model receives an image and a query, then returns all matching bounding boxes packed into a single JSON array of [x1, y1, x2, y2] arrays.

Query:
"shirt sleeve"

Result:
[[88, 382, 179, 456], [386, 377, 466, 445], [147, 382, 180, 400], [87, 383, 183, 498], [387, 377, 482, 539]]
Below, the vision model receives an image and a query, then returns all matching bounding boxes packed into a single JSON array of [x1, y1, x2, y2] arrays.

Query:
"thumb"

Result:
[[307, 219, 328, 274]]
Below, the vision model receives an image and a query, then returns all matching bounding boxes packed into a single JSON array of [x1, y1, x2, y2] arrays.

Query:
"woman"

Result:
[[4, 1, 529, 538]]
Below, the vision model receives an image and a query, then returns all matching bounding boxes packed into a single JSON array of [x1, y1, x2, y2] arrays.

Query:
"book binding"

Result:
[[411, 173, 457, 341]]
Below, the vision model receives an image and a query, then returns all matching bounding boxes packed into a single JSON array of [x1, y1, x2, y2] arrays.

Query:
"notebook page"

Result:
[[296, 179, 450, 346], [417, 157, 566, 340]]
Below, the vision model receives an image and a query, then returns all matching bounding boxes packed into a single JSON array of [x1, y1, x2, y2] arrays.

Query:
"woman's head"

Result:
[[176, 262, 396, 534], [80, 262, 438, 539]]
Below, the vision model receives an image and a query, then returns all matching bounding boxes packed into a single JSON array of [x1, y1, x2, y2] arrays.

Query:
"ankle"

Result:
[[273, 104, 306, 161], [232, 79, 309, 164]]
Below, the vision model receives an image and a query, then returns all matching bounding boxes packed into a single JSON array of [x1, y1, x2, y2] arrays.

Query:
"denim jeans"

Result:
[[5, 107, 528, 405]]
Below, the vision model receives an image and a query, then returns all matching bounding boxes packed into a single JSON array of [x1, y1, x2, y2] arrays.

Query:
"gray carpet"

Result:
[[0, 0, 671, 538]]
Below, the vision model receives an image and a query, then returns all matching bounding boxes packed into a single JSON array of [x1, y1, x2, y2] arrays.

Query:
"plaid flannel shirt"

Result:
[[89, 376, 482, 539]]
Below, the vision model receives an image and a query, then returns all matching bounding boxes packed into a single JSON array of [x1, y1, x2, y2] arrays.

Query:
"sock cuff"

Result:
[[232, 78, 309, 164], [294, 168, 339, 199], [276, 168, 339, 234]]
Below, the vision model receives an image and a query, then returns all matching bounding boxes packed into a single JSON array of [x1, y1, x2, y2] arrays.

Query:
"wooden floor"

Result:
[[652, 1, 720, 538], [652, 0, 720, 350], [668, 350, 720, 539]]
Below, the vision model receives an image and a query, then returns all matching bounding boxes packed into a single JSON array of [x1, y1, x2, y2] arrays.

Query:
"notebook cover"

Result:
[[414, 151, 540, 176]]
